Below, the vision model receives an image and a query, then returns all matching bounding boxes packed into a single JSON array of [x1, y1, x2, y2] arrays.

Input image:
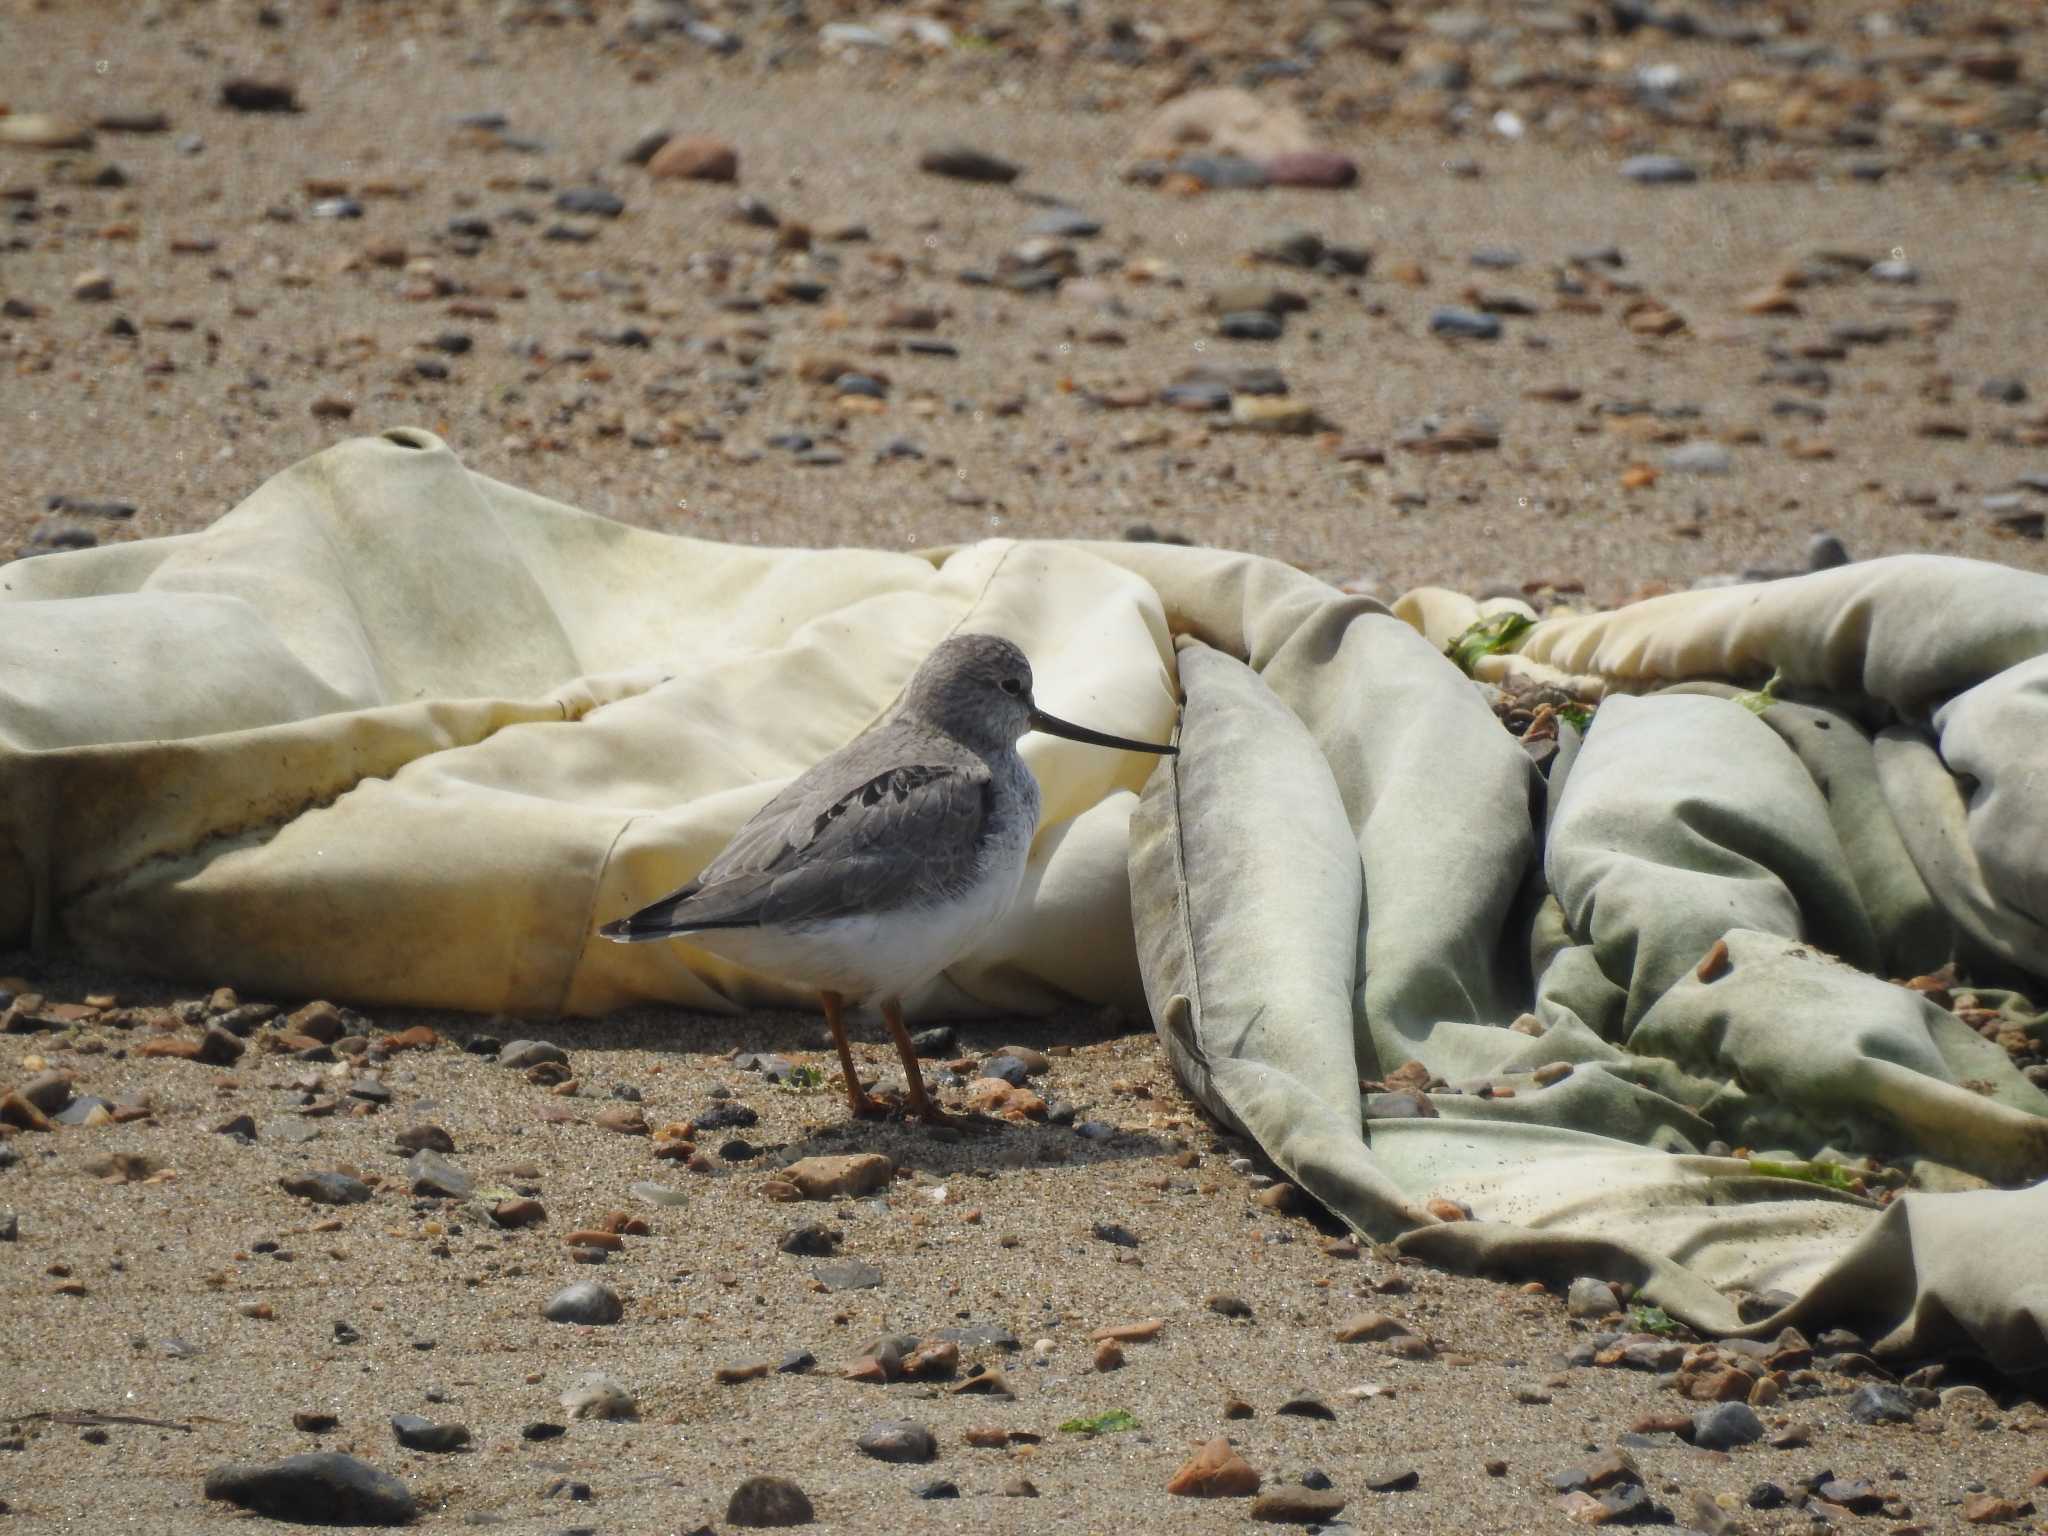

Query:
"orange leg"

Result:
[[820, 990, 884, 1119], [881, 997, 960, 1128]]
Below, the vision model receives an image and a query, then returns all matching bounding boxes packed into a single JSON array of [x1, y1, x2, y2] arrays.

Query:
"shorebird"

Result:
[[600, 633, 1177, 1126]]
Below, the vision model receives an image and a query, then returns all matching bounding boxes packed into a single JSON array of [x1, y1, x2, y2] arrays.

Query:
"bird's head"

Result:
[[898, 633, 1176, 759]]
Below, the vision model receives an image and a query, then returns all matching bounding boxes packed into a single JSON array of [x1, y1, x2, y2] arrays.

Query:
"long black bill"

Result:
[[1029, 707, 1178, 755]]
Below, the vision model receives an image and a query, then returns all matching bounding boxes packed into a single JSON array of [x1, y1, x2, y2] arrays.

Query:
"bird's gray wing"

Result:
[[602, 760, 993, 938]]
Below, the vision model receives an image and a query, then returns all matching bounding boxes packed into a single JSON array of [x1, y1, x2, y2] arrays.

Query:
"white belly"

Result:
[[687, 764, 1038, 1001]]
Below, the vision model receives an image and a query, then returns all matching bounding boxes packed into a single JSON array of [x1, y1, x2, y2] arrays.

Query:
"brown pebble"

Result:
[[1962, 1494, 2025, 1524], [1003, 1476, 1039, 1497], [1696, 938, 1731, 983], [783, 1153, 893, 1199], [1094, 1340, 1125, 1371], [1333, 1311, 1410, 1343], [309, 396, 355, 421], [563, 1229, 623, 1250], [1167, 1437, 1261, 1498], [648, 134, 739, 183], [1485, 1458, 1508, 1476], [1222, 1398, 1255, 1420], [292, 1410, 339, 1433], [492, 1197, 546, 1228], [595, 1105, 648, 1135], [1255, 1182, 1303, 1213], [1090, 1318, 1163, 1343], [714, 1361, 770, 1384], [1425, 1197, 1471, 1222]]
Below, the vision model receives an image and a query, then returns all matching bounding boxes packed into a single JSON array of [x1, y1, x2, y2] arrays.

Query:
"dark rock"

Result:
[[1365, 1466, 1420, 1492], [522, 1422, 565, 1441], [1092, 1222, 1140, 1247], [695, 1101, 758, 1131], [916, 1479, 960, 1499], [203, 1452, 414, 1525], [1846, 1384, 1918, 1425], [1429, 307, 1502, 340], [778, 1223, 841, 1257], [220, 80, 300, 113], [1691, 1402, 1764, 1451], [395, 1124, 455, 1155], [1620, 154, 1697, 184], [555, 187, 625, 218], [918, 146, 1019, 184], [1219, 312, 1284, 341], [727, 1474, 814, 1527], [390, 1414, 470, 1453]]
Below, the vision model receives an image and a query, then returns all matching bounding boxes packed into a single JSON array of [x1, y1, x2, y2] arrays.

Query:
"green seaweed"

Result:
[[1733, 670, 1785, 715], [1627, 1303, 1679, 1336], [1747, 1156, 1859, 1193], [1059, 1408, 1140, 1436], [778, 1064, 825, 1093], [1448, 611, 1535, 675]]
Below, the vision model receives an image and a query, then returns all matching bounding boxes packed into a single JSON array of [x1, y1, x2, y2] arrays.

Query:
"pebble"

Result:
[[1429, 307, 1501, 340], [203, 1453, 414, 1526], [389, 1413, 470, 1453], [1173, 155, 1269, 191], [1869, 258, 1919, 284], [915, 1479, 960, 1499], [0, 114, 95, 149], [1168, 1438, 1262, 1497], [219, 79, 300, 113], [279, 1172, 372, 1206], [406, 1150, 473, 1200], [1250, 1486, 1348, 1523], [544, 1281, 623, 1325], [629, 1180, 688, 1207], [1277, 1394, 1336, 1421], [1620, 154, 1698, 184], [1847, 1384, 1918, 1424], [815, 1260, 883, 1292], [71, 271, 116, 303], [560, 1372, 636, 1420], [856, 1420, 937, 1463], [556, 187, 624, 218], [1692, 1401, 1764, 1450], [1666, 442, 1733, 475], [1025, 208, 1102, 239], [1566, 1278, 1621, 1318], [1207, 1293, 1253, 1318], [726, 1474, 814, 1527], [1264, 151, 1358, 189], [648, 135, 738, 182], [780, 1153, 892, 1199], [1219, 311, 1284, 341], [918, 145, 1020, 183], [979, 1055, 1033, 1086], [498, 1040, 568, 1070]]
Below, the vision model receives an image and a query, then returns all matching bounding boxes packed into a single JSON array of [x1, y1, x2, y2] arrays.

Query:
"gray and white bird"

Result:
[[600, 633, 1177, 1126]]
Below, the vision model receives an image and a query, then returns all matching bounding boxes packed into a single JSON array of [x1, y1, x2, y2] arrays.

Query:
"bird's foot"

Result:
[[845, 1089, 892, 1120]]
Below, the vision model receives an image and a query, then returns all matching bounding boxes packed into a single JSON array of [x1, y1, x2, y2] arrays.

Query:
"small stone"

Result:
[[1666, 442, 1733, 475], [916, 1479, 960, 1500], [816, 1260, 883, 1292], [544, 1281, 623, 1325], [0, 114, 95, 149], [1091, 1318, 1164, 1343], [71, 270, 116, 303], [1962, 1494, 2026, 1523], [1847, 1384, 1918, 1425], [629, 1180, 688, 1208], [394, 1124, 454, 1155], [491, 1197, 545, 1228], [1206, 1293, 1253, 1318], [595, 1104, 648, 1135], [1229, 396, 1320, 434], [279, 1172, 372, 1206], [1168, 1438, 1262, 1497], [1219, 311, 1284, 341], [1092, 1221, 1140, 1248], [778, 1223, 840, 1256], [555, 187, 624, 218], [1252, 1487, 1348, 1523], [919, 145, 1019, 184], [648, 134, 738, 182], [1264, 151, 1357, 189], [1429, 307, 1501, 340], [292, 1411, 339, 1434], [716, 1361, 772, 1384], [783, 1153, 892, 1199], [203, 1453, 413, 1525], [389, 1414, 469, 1453], [406, 1150, 473, 1200], [1621, 154, 1697, 184], [1094, 1340, 1125, 1371], [1003, 1476, 1039, 1497], [1566, 1278, 1621, 1318], [1277, 1395, 1336, 1421], [498, 1040, 569, 1070], [856, 1420, 937, 1463], [1692, 1402, 1764, 1451], [214, 1113, 258, 1139], [727, 1475, 814, 1527], [560, 1372, 636, 1420], [1334, 1312, 1410, 1343], [220, 80, 300, 113]]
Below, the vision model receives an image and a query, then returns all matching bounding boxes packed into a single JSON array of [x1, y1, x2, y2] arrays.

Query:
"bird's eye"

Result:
[[1000, 677, 1024, 695]]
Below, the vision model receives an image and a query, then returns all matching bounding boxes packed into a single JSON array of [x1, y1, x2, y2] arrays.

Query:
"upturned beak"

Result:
[[1029, 706, 1178, 755]]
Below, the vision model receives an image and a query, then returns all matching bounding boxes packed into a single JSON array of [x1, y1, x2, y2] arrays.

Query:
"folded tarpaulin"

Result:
[[5, 427, 2047, 1366]]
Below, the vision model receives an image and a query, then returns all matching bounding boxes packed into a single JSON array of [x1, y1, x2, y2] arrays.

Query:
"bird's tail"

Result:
[[596, 887, 702, 943]]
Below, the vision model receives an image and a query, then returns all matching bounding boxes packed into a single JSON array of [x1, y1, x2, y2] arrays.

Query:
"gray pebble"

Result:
[[1218, 311, 1283, 341], [389, 1414, 470, 1453], [1691, 1402, 1763, 1451], [815, 1260, 883, 1292], [555, 187, 624, 218], [204, 1453, 414, 1526], [1429, 308, 1502, 340], [544, 1281, 623, 1326], [1665, 442, 1733, 475], [497, 1040, 569, 1070], [1566, 1277, 1621, 1319], [279, 1172, 372, 1206], [1620, 154, 1698, 184], [856, 1420, 937, 1463], [727, 1474, 814, 1527], [406, 1150, 473, 1200], [1846, 1384, 1918, 1425]]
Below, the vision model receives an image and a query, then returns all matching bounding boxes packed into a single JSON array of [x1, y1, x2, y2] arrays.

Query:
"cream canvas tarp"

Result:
[[6, 428, 2048, 1368]]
